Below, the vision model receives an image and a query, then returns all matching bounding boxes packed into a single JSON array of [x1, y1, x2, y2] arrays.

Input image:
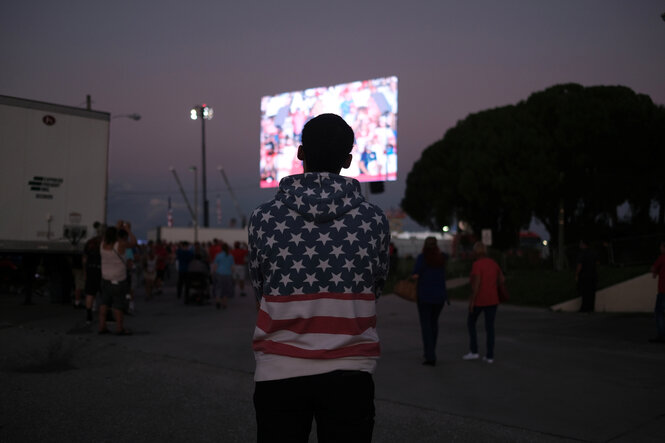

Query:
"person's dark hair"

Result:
[[301, 113, 354, 173], [423, 236, 445, 268], [117, 229, 128, 240], [104, 226, 118, 245]]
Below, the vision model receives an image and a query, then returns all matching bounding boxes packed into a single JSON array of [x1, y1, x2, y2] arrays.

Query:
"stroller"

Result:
[[184, 272, 211, 305]]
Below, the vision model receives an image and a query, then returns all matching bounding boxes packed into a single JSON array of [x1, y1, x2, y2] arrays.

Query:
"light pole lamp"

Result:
[[190, 104, 213, 228]]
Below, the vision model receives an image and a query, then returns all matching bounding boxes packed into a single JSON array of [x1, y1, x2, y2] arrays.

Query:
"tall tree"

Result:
[[402, 83, 665, 250]]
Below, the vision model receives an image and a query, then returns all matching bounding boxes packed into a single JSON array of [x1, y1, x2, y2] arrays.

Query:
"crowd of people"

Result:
[[79, 221, 250, 335]]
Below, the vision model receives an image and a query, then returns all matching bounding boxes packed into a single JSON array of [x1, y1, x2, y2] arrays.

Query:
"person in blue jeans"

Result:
[[212, 243, 234, 310], [650, 241, 665, 343], [463, 242, 505, 364], [412, 236, 448, 366]]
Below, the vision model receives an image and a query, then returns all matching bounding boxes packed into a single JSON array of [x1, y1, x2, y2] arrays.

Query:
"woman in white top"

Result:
[[99, 221, 136, 335]]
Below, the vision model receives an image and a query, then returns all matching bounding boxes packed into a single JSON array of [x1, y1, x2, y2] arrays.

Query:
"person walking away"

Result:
[[83, 222, 104, 324], [99, 221, 136, 335], [231, 241, 249, 297], [71, 253, 85, 308], [142, 248, 157, 300], [412, 236, 448, 366], [463, 241, 504, 364], [176, 241, 194, 299], [118, 228, 136, 315], [649, 241, 665, 343], [248, 113, 390, 443], [153, 241, 168, 294], [213, 243, 234, 309], [576, 238, 598, 313]]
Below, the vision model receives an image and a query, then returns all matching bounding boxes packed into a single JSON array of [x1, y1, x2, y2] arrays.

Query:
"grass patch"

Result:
[[387, 257, 649, 308]]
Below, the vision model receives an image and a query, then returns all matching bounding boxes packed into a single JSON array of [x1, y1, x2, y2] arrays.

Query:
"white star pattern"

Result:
[[247, 174, 390, 298], [261, 211, 273, 223], [274, 220, 288, 233], [303, 221, 317, 232], [318, 259, 331, 272], [342, 258, 355, 272], [280, 273, 292, 286], [277, 247, 290, 260], [265, 235, 277, 248], [304, 273, 318, 286], [358, 221, 371, 233], [330, 273, 344, 285], [317, 232, 332, 245], [330, 245, 344, 258], [345, 231, 359, 245], [290, 232, 304, 246], [303, 246, 317, 259], [292, 260, 305, 273], [331, 219, 346, 231]]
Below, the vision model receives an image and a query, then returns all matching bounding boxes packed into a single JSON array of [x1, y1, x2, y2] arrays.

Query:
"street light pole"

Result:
[[190, 104, 213, 228], [190, 166, 198, 243], [201, 114, 208, 228]]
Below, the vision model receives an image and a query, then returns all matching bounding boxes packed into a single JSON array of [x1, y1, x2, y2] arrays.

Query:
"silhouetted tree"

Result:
[[402, 83, 665, 250]]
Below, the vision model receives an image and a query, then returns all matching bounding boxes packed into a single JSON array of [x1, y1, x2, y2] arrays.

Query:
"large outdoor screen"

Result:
[[259, 75, 398, 188]]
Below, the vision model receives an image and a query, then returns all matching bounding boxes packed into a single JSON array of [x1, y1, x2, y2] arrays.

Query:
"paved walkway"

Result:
[[1, 281, 663, 442]]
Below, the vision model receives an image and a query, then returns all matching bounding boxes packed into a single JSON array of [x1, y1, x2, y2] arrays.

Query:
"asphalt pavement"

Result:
[[1, 278, 664, 443]]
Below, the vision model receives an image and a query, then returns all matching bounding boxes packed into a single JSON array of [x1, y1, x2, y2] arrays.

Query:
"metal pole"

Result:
[[202, 115, 209, 227], [193, 167, 198, 243]]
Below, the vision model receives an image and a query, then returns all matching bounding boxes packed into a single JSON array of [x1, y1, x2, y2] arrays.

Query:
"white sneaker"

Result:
[[462, 352, 480, 360], [483, 357, 494, 364]]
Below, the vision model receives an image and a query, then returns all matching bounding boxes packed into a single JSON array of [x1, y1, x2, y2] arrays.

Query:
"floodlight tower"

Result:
[[190, 104, 213, 227]]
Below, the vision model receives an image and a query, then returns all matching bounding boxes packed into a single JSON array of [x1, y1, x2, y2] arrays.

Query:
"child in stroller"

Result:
[[184, 254, 211, 305]]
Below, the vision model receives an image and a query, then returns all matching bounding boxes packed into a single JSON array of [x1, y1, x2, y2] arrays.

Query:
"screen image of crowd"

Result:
[[259, 76, 398, 188]]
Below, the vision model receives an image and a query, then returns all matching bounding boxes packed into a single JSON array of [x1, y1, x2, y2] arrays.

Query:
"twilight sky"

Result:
[[2, 0, 664, 240]]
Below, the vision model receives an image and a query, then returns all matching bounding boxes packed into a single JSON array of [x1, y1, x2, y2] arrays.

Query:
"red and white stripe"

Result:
[[253, 292, 380, 360]]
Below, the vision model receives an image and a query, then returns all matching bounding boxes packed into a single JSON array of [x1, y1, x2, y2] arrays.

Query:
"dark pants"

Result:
[[655, 293, 665, 339], [417, 302, 444, 362], [578, 282, 596, 312], [177, 271, 187, 298], [254, 370, 375, 443], [467, 305, 498, 359]]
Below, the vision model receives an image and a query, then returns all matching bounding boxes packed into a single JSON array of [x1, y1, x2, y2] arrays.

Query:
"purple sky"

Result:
[[2, 0, 664, 240]]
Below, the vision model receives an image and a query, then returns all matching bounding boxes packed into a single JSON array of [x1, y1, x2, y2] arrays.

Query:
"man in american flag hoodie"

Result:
[[248, 113, 390, 443]]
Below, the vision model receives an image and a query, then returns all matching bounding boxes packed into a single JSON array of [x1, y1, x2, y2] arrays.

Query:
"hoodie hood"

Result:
[[276, 173, 365, 223]]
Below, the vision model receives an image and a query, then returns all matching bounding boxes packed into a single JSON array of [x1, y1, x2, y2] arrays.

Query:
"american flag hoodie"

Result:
[[248, 172, 390, 382]]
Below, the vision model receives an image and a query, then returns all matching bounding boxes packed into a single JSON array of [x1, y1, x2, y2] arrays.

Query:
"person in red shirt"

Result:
[[230, 241, 249, 297], [649, 241, 665, 343], [463, 241, 505, 363], [208, 239, 222, 264]]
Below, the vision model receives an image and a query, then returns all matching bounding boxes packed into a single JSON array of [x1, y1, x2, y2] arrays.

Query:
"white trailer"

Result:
[[0, 95, 109, 252], [0, 95, 109, 301]]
